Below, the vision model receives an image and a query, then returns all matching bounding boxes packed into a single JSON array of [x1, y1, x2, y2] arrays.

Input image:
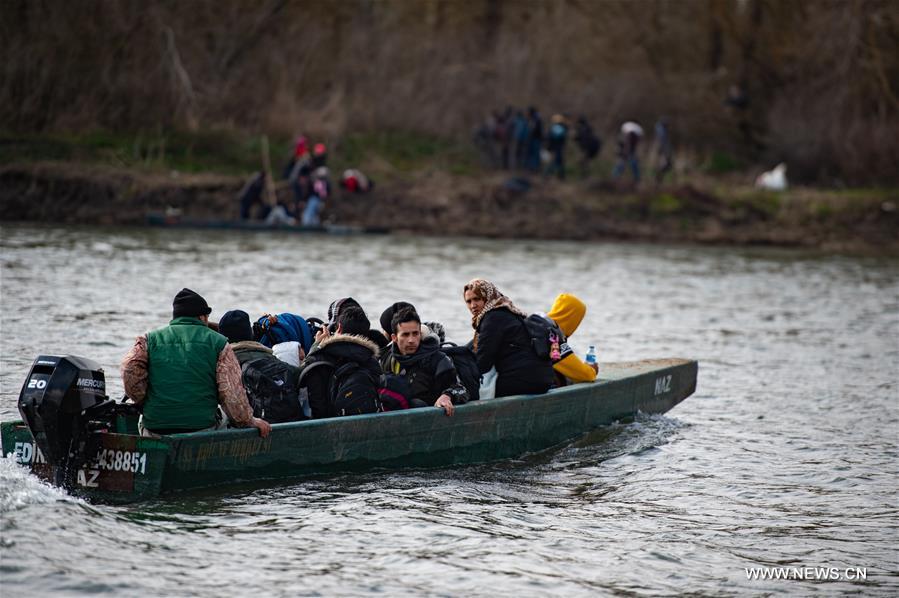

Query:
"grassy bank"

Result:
[[1, 129, 897, 254], [0, 129, 482, 179]]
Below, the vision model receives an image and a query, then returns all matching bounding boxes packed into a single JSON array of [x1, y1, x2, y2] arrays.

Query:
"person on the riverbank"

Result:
[[574, 116, 601, 178], [286, 136, 312, 214], [545, 114, 568, 180], [653, 117, 673, 184], [238, 170, 266, 220], [525, 107, 544, 172], [302, 166, 330, 226], [512, 109, 529, 169], [340, 168, 374, 193], [612, 121, 643, 183], [545, 293, 597, 386], [121, 288, 271, 438], [300, 305, 382, 419], [463, 279, 553, 397], [380, 307, 467, 416], [219, 309, 306, 422], [495, 107, 513, 170], [311, 143, 328, 170]]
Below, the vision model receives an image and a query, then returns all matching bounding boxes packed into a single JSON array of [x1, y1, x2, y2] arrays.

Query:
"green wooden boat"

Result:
[[2, 358, 697, 504], [146, 212, 389, 235]]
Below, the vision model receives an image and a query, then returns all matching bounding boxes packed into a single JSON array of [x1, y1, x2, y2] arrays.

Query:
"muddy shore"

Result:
[[1, 162, 897, 254]]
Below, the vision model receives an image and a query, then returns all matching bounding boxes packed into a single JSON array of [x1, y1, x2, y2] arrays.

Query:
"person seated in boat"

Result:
[[463, 278, 554, 397], [545, 293, 598, 386], [219, 310, 307, 422], [379, 301, 416, 339], [379, 301, 446, 346], [300, 305, 382, 419], [379, 301, 480, 402], [121, 288, 271, 438], [323, 297, 389, 351], [380, 308, 467, 417], [253, 313, 314, 356]]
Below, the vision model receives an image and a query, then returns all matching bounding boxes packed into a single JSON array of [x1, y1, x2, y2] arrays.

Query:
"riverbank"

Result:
[[1, 161, 896, 254]]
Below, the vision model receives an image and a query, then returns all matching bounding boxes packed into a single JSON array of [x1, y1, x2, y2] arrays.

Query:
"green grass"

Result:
[[704, 151, 744, 174], [334, 130, 480, 177], [0, 129, 482, 180], [826, 187, 896, 201], [650, 193, 682, 215], [741, 190, 782, 216], [0, 129, 286, 175]]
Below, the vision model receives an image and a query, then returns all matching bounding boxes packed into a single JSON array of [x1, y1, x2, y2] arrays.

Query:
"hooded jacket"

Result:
[[301, 333, 381, 419], [547, 293, 596, 384], [380, 333, 468, 406]]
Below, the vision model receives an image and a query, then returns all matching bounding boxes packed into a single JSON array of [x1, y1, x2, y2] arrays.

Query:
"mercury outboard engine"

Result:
[[18, 355, 115, 486]]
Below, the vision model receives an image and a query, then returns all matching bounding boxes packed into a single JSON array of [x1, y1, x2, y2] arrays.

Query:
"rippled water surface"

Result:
[[1, 224, 897, 596]]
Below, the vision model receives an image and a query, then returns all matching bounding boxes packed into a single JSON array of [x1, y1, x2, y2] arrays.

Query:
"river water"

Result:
[[0, 224, 897, 596]]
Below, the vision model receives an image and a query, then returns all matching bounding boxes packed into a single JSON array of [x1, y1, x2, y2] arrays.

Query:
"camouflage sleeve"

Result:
[[121, 335, 149, 404], [216, 344, 254, 427]]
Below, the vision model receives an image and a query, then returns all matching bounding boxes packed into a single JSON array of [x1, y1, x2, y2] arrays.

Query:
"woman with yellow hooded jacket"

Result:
[[546, 293, 598, 385]]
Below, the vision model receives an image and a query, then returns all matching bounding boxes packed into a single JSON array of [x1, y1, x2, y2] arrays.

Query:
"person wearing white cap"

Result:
[[612, 121, 644, 183]]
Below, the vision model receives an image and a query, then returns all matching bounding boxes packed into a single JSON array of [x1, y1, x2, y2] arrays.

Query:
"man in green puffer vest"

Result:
[[121, 288, 271, 438]]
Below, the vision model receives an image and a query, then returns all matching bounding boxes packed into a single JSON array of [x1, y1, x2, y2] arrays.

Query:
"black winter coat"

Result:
[[300, 334, 381, 419], [380, 336, 468, 406], [475, 307, 553, 397]]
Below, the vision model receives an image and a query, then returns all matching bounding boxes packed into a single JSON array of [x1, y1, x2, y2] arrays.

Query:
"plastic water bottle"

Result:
[[585, 345, 597, 366]]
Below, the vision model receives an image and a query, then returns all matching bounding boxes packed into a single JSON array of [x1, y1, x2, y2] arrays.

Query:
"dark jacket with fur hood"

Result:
[[301, 333, 381, 419]]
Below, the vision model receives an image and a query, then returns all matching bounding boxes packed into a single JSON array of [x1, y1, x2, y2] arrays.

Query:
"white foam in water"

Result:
[[632, 411, 690, 433], [607, 412, 690, 456], [0, 454, 77, 512]]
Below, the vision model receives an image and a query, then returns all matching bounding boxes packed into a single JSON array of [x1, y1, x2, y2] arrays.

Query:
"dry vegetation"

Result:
[[1, 0, 897, 185]]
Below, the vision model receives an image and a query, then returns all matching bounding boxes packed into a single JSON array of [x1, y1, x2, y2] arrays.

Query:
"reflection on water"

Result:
[[1, 224, 897, 595]]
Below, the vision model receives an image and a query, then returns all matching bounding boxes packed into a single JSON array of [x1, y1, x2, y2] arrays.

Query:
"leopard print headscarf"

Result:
[[463, 278, 527, 350]]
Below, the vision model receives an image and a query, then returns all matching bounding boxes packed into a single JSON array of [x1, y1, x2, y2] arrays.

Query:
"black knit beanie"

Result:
[[218, 310, 253, 343], [380, 301, 416, 333], [172, 288, 212, 319]]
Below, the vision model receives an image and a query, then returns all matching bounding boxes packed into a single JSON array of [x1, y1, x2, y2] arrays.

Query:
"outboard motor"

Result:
[[18, 355, 114, 486]]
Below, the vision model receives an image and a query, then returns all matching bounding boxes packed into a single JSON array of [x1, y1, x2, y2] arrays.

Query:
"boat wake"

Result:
[[0, 454, 75, 512], [611, 411, 691, 452], [520, 412, 690, 469]]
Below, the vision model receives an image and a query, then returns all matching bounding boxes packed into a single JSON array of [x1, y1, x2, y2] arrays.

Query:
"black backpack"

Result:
[[522, 314, 564, 363], [300, 359, 380, 417], [379, 374, 412, 411], [441, 343, 481, 401], [240, 357, 304, 423]]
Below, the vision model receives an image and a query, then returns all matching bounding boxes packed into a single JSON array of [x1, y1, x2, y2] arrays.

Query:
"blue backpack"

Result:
[[254, 313, 313, 352]]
